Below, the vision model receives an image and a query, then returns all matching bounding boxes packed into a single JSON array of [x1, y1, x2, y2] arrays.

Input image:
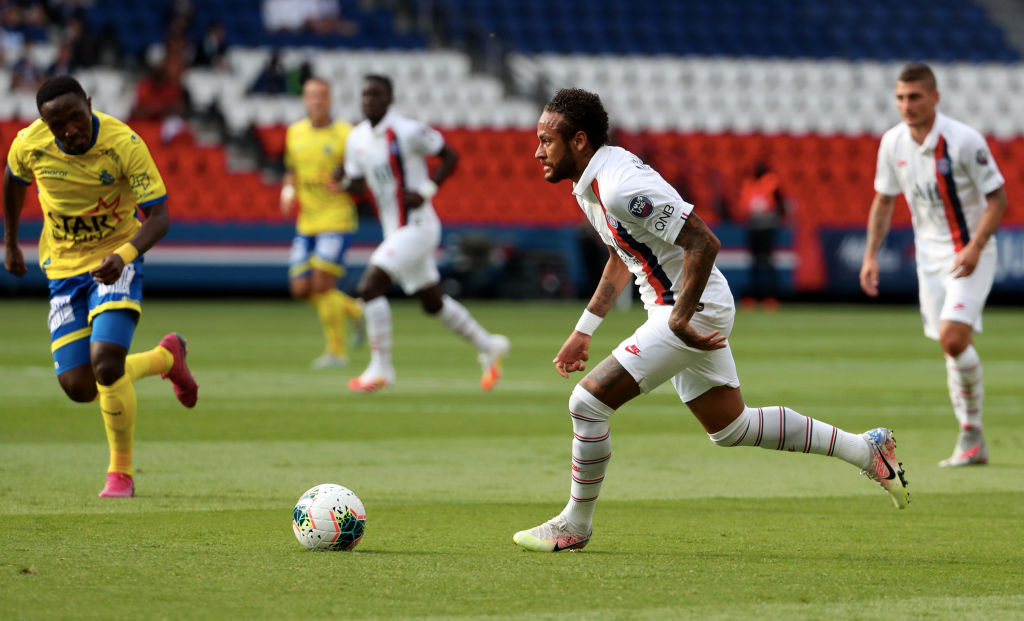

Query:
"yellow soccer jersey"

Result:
[[284, 118, 357, 235], [6, 110, 168, 279]]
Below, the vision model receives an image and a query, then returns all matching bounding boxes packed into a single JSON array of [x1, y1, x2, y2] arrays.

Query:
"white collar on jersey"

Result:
[[572, 145, 613, 197], [915, 111, 948, 153], [370, 109, 397, 136]]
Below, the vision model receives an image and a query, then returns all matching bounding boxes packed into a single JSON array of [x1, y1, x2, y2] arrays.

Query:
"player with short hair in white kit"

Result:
[[338, 74, 509, 393], [513, 88, 909, 553], [861, 63, 1008, 467]]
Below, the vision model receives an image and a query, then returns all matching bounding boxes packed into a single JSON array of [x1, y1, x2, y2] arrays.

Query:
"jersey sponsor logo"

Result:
[[936, 157, 951, 175], [654, 204, 676, 231], [627, 195, 654, 218], [898, 159, 907, 167], [47, 294, 75, 332], [952, 302, 966, 310], [625, 344, 641, 356], [47, 195, 123, 243], [37, 167, 68, 178]]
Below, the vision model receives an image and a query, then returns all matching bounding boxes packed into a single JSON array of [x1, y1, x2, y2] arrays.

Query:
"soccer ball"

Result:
[[292, 484, 366, 551]]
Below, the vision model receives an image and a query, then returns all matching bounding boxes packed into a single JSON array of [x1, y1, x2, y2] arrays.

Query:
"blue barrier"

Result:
[[1, 219, 795, 298], [821, 226, 1024, 295]]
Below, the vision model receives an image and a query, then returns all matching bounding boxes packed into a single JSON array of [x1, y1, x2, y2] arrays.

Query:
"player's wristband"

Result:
[[280, 184, 296, 202], [574, 310, 603, 336], [417, 179, 438, 201], [114, 242, 139, 265]]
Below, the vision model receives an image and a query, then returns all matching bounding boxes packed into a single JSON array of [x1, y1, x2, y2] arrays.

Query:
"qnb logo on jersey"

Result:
[[627, 195, 654, 218], [936, 157, 952, 175]]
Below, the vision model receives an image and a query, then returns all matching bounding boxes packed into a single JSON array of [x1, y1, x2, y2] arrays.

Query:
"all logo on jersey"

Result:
[[936, 157, 951, 175], [605, 213, 618, 228], [627, 195, 654, 218], [976, 149, 989, 165]]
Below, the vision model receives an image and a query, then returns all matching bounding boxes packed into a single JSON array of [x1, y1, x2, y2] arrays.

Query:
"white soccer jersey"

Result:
[[875, 112, 1004, 265], [572, 146, 732, 310], [344, 110, 445, 237]]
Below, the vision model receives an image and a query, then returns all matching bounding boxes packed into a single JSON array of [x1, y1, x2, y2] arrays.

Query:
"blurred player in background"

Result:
[[3, 76, 198, 498], [513, 88, 908, 553], [336, 74, 509, 393], [861, 63, 1007, 467], [281, 76, 364, 369]]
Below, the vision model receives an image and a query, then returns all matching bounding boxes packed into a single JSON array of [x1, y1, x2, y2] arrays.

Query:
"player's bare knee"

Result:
[[91, 359, 125, 386], [59, 376, 96, 402]]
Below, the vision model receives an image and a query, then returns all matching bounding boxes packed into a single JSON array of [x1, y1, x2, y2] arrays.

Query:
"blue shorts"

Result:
[[48, 259, 143, 375], [289, 233, 351, 279]]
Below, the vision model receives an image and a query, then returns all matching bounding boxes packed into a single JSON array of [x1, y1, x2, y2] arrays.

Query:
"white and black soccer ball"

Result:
[[292, 484, 366, 551]]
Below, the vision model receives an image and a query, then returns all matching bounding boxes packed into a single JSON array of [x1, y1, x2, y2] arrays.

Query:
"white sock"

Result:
[[709, 406, 871, 469], [559, 385, 614, 531], [437, 295, 492, 352], [946, 345, 983, 429], [363, 297, 392, 375]]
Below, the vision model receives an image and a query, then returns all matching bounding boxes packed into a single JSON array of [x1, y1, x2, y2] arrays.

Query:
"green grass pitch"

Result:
[[1, 298, 1022, 620]]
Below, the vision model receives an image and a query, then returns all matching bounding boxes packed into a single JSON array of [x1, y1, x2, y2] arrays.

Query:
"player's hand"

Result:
[[4, 243, 27, 277], [859, 257, 880, 297], [670, 321, 727, 351], [402, 190, 425, 209], [89, 254, 125, 285], [951, 244, 981, 279], [553, 331, 591, 378]]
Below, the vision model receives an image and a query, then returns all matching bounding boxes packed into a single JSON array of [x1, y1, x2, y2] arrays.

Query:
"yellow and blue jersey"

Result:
[[6, 110, 168, 279], [284, 118, 357, 235]]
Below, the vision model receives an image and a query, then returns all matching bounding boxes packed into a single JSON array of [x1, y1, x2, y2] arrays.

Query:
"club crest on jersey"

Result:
[[627, 195, 654, 218], [605, 213, 618, 228], [98, 170, 114, 185], [936, 157, 951, 175]]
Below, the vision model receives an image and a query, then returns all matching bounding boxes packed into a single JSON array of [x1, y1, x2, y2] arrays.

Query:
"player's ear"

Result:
[[571, 130, 588, 153], [86, 96, 92, 111]]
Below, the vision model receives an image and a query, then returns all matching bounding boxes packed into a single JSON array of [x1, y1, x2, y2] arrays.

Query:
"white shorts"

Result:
[[370, 221, 442, 295], [917, 245, 995, 340], [612, 300, 741, 403]]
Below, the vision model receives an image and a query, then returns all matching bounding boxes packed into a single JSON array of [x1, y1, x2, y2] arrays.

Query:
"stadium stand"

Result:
[[4, 0, 1024, 295]]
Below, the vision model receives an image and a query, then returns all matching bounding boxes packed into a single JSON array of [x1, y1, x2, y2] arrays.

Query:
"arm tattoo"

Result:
[[671, 215, 719, 325]]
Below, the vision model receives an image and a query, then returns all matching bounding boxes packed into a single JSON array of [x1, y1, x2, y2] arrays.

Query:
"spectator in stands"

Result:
[[10, 41, 44, 92], [335, 74, 509, 393], [280, 76, 364, 369], [737, 161, 787, 310], [860, 63, 1008, 468], [194, 21, 228, 70], [46, 40, 75, 77], [262, 0, 357, 37], [65, 13, 101, 67], [249, 49, 288, 94], [132, 55, 192, 142]]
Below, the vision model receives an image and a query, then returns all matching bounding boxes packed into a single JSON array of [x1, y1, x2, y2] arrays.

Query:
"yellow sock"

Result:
[[97, 373, 137, 476], [125, 346, 173, 381], [340, 291, 363, 321], [312, 290, 347, 357]]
